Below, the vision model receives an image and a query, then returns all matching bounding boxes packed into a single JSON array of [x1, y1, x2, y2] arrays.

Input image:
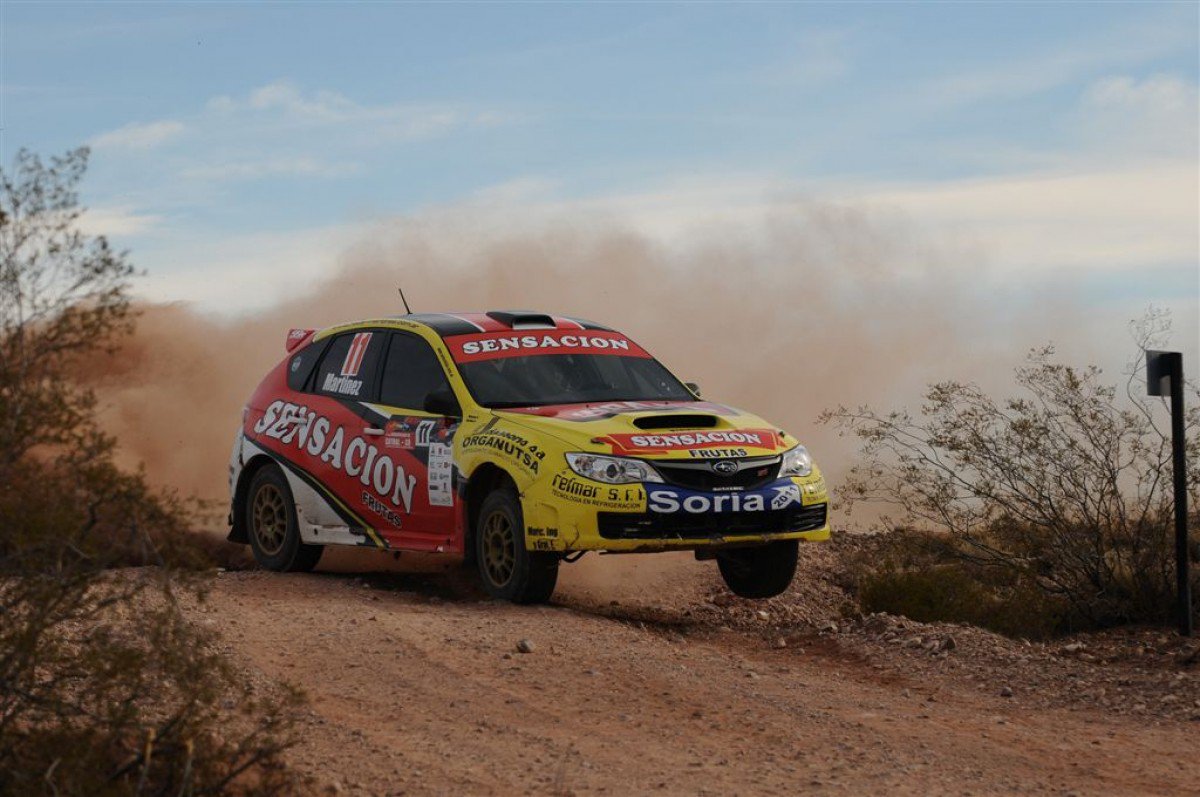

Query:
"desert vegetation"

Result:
[[0, 148, 302, 796], [824, 327, 1199, 637]]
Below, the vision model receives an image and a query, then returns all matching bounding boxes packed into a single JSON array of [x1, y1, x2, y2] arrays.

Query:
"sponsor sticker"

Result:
[[600, 429, 783, 455], [550, 472, 645, 510], [427, 443, 454, 507], [383, 417, 442, 449], [686, 447, 748, 459], [383, 420, 416, 449], [362, 491, 404, 527], [646, 481, 803, 514], [447, 330, 651, 363], [460, 423, 545, 474], [252, 399, 417, 513]]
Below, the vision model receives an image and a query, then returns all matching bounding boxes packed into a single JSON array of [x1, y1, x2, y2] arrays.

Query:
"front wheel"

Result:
[[716, 539, 798, 599], [475, 488, 558, 603]]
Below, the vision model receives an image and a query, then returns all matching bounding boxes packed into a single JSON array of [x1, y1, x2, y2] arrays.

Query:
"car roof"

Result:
[[320, 311, 615, 340]]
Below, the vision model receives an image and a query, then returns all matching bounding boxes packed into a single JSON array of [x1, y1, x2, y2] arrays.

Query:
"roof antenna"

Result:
[[397, 286, 412, 315]]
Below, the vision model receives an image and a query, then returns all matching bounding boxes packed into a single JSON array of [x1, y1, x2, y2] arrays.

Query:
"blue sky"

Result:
[[2, 2, 1197, 329]]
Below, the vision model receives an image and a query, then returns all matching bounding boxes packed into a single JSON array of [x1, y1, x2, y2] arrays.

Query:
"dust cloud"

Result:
[[86, 199, 1067, 588]]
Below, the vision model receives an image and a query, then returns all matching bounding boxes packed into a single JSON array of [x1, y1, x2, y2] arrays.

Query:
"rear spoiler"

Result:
[[286, 328, 315, 352]]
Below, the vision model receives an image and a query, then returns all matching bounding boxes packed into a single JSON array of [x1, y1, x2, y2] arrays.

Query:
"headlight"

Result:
[[780, 445, 813, 477], [565, 452, 663, 484]]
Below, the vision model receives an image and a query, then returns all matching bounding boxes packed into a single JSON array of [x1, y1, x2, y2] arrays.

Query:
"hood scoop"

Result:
[[632, 414, 720, 431]]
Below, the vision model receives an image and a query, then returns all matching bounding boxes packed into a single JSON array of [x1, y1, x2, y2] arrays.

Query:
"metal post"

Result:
[[1168, 355, 1192, 637], [1148, 350, 1192, 637]]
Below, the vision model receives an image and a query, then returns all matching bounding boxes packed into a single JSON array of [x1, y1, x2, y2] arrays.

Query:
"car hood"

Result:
[[494, 400, 796, 460]]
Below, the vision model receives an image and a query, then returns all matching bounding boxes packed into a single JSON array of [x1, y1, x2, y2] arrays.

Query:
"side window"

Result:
[[379, 333, 451, 411], [315, 331, 383, 400], [287, 338, 331, 391]]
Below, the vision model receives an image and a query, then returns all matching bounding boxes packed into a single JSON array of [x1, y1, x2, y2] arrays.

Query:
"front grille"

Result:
[[598, 502, 827, 540], [653, 457, 780, 492]]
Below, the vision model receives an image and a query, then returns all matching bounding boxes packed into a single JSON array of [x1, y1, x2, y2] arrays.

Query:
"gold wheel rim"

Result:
[[252, 483, 288, 555], [481, 510, 516, 587]]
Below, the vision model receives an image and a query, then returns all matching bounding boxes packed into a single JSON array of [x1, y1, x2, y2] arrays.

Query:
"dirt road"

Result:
[[190, 561, 1198, 796]]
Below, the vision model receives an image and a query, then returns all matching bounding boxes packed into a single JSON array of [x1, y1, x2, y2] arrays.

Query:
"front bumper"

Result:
[[522, 468, 831, 552], [597, 501, 827, 540]]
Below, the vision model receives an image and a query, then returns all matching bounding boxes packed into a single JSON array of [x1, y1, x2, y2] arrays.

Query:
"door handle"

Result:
[[363, 427, 385, 437]]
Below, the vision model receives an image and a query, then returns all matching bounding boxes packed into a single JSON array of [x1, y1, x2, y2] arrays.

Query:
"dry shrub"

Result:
[[851, 529, 1068, 639], [1, 149, 302, 795], [0, 445, 305, 796], [826, 318, 1199, 636]]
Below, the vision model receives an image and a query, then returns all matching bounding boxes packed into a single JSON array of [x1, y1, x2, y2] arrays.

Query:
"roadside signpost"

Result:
[[1146, 350, 1193, 637]]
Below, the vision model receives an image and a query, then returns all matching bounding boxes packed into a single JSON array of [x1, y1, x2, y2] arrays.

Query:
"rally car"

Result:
[[228, 311, 829, 602]]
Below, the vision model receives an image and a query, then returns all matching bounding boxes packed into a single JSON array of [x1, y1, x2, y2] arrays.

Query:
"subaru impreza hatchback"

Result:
[[228, 311, 829, 602]]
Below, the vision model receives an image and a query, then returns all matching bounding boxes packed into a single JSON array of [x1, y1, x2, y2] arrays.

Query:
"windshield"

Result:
[[444, 330, 693, 408]]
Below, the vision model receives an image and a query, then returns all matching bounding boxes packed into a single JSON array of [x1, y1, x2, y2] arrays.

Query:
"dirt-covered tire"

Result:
[[245, 463, 323, 573], [475, 488, 558, 603], [716, 539, 798, 599]]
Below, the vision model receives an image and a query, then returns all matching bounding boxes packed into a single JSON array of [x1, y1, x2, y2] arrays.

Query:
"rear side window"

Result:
[[379, 333, 450, 410], [287, 338, 331, 391], [315, 331, 383, 400]]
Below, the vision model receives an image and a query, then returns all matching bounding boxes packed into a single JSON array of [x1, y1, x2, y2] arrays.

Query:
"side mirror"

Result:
[[685, 382, 702, 397], [424, 387, 462, 419]]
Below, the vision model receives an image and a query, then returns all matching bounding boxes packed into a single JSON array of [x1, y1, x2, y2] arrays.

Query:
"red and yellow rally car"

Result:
[[228, 311, 829, 602]]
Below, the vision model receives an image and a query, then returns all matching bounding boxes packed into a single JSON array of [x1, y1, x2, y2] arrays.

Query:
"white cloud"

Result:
[[915, 12, 1195, 108], [203, 80, 496, 142], [1076, 74, 1199, 157], [90, 120, 185, 150], [144, 80, 524, 185], [1084, 74, 1195, 112], [78, 206, 162, 236], [88, 81, 524, 191], [181, 157, 361, 181], [209, 81, 358, 122], [466, 177, 560, 205]]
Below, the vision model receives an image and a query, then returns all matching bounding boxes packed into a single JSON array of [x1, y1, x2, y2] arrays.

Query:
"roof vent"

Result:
[[486, 310, 557, 330]]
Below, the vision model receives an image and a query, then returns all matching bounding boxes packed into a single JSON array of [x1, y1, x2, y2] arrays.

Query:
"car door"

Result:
[[371, 331, 460, 550], [296, 328, 399, 544]]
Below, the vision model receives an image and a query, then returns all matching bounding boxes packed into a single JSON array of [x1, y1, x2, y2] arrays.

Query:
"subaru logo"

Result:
[[711, 460, 738, 475]]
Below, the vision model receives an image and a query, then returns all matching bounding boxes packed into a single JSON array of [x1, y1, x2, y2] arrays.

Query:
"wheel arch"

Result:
[[462, 462, 519, 563], [228, 454, 280, 544]]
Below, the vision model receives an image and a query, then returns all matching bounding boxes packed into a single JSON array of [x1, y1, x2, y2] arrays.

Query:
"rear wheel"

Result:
[[475, 488, 558, 603], [246, 464, 323, 572], [716, 539, 798, 599]]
